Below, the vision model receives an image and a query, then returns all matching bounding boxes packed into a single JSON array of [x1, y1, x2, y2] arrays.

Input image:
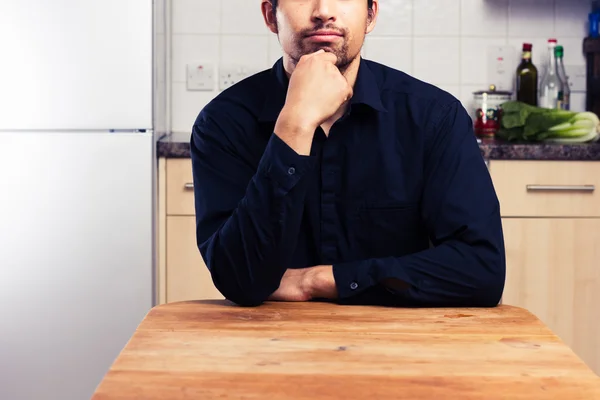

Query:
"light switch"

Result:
[[187, 62, 215, 91]]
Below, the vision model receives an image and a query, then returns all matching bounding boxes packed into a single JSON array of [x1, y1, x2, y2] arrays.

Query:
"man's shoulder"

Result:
[[364, 59, 459, 108], [193, 68, 274, 128]]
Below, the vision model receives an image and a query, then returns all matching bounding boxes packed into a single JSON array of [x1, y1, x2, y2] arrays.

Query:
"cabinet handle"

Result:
[[526, 185, 595, 193], [184, 183, 194, 190]]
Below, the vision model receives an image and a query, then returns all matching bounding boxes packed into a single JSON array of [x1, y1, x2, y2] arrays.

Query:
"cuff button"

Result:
[[287, 167, 296, 175], [350, 282, 359, 290]]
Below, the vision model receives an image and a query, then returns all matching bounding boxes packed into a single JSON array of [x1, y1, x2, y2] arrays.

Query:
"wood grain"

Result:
[[489, 160, 600, 217], [502, 218, 600, 375], [166, 158, 195, 216], [166, 216, 224, 302], [92, 301, 600, 399]]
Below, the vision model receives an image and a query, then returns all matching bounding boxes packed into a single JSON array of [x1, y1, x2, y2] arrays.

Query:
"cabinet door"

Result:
[[502, 218, 600, 375], [166, 216, 224, 302]]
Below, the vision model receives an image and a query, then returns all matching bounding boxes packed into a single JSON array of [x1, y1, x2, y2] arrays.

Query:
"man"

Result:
[[190, 0, 505, 307]]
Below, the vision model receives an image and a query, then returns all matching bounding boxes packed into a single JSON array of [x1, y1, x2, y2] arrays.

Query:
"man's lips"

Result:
[[305, 30, 343, 42]]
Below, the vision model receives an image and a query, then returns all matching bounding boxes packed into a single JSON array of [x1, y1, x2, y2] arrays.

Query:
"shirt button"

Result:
[[287, 167, 296, 175], [350, 282, 359, 290]]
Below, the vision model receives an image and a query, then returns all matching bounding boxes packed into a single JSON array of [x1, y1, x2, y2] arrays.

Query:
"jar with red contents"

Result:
[[473, 85, 512, 138]]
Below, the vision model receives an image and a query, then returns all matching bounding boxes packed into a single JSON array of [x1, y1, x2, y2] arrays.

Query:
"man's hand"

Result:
[[268, 265, 338, 302], [274, 50, 353, 155]]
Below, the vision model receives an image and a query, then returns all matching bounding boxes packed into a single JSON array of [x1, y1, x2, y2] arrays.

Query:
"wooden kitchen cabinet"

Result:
[[490, 160, 600, 376], [166, 216, 223, 303], [502, 218, 600, 374], [157, 158, 223, 304]]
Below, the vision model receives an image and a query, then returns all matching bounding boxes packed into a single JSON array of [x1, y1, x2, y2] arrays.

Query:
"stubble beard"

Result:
[[289, 39, 354, 73], [282, 21, 356, 74]]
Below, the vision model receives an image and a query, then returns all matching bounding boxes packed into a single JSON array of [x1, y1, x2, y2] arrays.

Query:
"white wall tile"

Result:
[[221, 0, 269, 35], [508, 0, 555, 38], [268, 35, 282, 66], [371, 0, 412, 36], [220, 35, 270, 68], [461, 0, 508, 37], [557, 38, 586, 67], [555, 0, 591, 38], [171, 82, 217, 133], [364, 37, 412, 74], [172, 0, 220, 34], [414, 0, 460, 37], [570, 93, 587, 112], [461, 37, 507, 85], [171, 35, 220, 82], [413, 38, 460, 85]]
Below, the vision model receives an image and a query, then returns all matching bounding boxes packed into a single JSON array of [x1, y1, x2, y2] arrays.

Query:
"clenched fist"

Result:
[[285, 50, 353, 128], [274, 50, 353, 155]]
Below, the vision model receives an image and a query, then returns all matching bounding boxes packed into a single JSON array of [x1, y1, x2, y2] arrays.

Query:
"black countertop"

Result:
[[158, 132, 600, 161]]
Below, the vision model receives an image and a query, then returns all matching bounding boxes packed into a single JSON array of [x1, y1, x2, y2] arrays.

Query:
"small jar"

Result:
[[473, 85, 512, 138]]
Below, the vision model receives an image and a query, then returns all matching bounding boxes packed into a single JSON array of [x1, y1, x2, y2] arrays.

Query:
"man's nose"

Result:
[[311, 0, 337, 23]]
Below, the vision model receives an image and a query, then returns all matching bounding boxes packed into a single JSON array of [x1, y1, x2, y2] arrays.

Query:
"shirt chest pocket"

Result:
[[355, 203, 426, 258]]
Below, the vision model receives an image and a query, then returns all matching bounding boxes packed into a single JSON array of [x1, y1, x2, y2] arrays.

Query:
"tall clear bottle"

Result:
[[555, 45, 571, 110], [539, 40, 563, 109]]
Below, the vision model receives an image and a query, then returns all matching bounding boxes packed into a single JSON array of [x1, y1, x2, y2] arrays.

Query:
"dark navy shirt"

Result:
[[190, 57, 506, 307]]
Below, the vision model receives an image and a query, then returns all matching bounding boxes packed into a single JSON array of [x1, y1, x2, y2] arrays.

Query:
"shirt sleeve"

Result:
[[191, 119, 317, 306], [332, 100, 506, 307]]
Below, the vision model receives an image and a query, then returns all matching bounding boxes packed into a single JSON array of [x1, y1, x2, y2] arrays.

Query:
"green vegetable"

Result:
[[498, 101, 600, 143]]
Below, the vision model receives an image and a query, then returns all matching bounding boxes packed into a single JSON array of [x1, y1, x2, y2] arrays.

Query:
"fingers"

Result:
[[301, 49, 337, 65], [300, 49, 325, 62], [314, 51, 338, 65]]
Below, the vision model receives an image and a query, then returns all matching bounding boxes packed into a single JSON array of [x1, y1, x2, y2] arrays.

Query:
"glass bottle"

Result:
[[555, 45, 571, 110], [539, 39, 557, 90], [516, 43, 538, 106], [539, 40, 563, 109]]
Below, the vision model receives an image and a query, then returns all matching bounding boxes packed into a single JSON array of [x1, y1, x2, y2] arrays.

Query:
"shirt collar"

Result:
[[259, 57, 387, 122]]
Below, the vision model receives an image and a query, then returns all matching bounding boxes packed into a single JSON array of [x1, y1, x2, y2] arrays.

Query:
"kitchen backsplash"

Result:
[[169, 0, 591, 133]]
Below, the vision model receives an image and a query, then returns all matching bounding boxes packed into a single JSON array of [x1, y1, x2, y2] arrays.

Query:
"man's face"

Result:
[[263, 0, 378, 72]]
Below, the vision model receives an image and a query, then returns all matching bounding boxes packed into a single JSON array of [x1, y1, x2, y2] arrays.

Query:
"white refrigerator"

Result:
[[0, 1, 160, 399]]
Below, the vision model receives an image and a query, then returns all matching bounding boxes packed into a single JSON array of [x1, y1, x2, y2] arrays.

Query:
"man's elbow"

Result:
[[225, 294, 265, 307], [211, 274, 275, 307], [469, 259, 506, 307]]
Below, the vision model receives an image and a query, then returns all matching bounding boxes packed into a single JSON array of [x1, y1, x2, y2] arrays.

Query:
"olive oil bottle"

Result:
[[516, 43, 538, 106]]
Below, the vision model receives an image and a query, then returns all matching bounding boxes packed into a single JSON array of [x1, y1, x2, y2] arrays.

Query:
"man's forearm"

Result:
[[332, 239, 505, 307], [193, 130, 316, 306]]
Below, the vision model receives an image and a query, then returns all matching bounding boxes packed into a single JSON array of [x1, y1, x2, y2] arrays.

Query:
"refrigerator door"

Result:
[[0, 0, 153, 130], [0, 131, 154, 400]]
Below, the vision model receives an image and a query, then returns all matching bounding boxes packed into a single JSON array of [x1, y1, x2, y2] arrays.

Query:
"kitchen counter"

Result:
[[93, 301, 600, 399], [158, 132, 600, 161]]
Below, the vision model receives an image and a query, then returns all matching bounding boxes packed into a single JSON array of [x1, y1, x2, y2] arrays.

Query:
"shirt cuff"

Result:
[[257, 133, 316, 194], [332, 260, 375, 299]]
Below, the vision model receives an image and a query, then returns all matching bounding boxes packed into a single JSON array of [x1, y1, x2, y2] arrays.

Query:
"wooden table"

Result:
[[92, 301, 600, 399]]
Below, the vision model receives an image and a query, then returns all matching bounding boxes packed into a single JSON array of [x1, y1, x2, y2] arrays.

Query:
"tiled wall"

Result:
[[170, 0, 592, 133]]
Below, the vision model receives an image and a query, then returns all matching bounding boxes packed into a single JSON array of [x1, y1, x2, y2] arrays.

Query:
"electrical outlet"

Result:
[[487, 45, 517, 92], [219, 65, 261, 91], [187, 62, 215, 91], [564, 65, 586, 92]]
